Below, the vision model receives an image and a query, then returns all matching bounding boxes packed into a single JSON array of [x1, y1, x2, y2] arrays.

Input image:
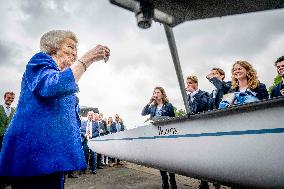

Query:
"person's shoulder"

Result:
[[270, 82, 282, 92], [27, 52, 58, 69], [198, 90, 209, 96], [29, 52, 52, 62], [258, 82, 267, 87], [164, 102, 174, 107], [226, 81, 232, 86], [256, 82, 268, 91]]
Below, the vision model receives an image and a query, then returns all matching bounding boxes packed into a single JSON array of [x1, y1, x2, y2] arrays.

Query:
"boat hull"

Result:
[[89, 98, 284, 188]]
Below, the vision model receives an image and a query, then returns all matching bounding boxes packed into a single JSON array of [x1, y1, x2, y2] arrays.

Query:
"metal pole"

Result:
[[163, 24, 191, 115]]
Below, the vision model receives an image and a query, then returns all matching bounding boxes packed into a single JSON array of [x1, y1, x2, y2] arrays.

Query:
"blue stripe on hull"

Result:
[[92, 128, 284, 142]]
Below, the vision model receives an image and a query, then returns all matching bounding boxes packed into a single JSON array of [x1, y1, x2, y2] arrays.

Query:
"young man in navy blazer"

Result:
[[186, 75, 209, 114], [270, 56, 284, 98], [206, 68, 231, 110]]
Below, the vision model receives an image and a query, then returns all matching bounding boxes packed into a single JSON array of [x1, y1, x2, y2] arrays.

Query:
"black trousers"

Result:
[[160, 170, 177, 189], [9, 172, 64, 189]]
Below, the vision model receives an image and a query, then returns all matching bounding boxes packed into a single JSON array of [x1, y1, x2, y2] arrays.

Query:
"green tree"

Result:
[[268, 75, 282, 94], [174, 107, 187, 117]]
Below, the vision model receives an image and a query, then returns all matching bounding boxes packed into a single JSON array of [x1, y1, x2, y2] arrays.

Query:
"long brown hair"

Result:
[[231, 60, 259, 90], [153, 86, 169, 105], [107, 117, 113, 125]]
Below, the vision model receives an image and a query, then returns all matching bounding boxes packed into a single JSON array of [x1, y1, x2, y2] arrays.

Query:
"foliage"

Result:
[[268, 75, 282, 94], [174, 107, 187, 117], [144, 117, 151, 123]]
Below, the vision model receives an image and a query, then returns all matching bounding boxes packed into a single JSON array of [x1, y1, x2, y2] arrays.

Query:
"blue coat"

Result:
[[141, 102, 175, 119], [110, 122, 125, 133], [270, 82, 283, 98], [208, 77, 231, 110], [228, 82, 269, 100], [0, 52, 86, 176], [188, 90, 210, 114]]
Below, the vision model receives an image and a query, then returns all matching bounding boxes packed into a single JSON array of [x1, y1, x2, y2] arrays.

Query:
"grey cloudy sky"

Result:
[[0, 0, 283, 129]]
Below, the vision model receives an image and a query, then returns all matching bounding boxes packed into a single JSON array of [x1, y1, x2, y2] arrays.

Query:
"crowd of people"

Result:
[[0, 28, 283, 189], [141, 56, 284, 189], [67, 111, 126, 178]]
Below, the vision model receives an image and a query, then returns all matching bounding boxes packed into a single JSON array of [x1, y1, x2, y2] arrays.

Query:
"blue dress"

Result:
[[0, 52, 87, 176]]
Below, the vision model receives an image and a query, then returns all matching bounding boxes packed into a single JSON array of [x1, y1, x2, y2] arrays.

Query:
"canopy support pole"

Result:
[[163, 24, 191, 115]]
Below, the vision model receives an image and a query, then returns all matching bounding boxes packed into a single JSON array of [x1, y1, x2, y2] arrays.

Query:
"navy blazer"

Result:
[[110, 122, 125, 133], [141, 102, 175, 119], [228, 82, 269, 100], [99, 120, 108, 136], [208, 78, 231, 110], [188, 90, 210, 114], [270, 82, 283, 98], [80, 120, 100, 140]]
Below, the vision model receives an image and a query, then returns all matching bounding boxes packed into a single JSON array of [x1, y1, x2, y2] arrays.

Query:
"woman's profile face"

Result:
[[233, 63, 247, 80], [56, 38, 77, 69]]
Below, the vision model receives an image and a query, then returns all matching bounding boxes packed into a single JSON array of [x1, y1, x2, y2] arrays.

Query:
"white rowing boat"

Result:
[[89, 97, 284, 188]]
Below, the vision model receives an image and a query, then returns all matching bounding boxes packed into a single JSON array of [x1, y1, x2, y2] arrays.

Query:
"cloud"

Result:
[[0, 0, 283, 129]]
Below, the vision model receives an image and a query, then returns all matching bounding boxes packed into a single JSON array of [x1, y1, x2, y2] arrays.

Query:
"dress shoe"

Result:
[[68, 173, 79, 178], [109, 163, 115, 167], [91, 170, 97, 174]]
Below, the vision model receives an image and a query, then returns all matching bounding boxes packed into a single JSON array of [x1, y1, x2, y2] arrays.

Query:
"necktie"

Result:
[[87, 122, 91, 139], [187, 95, 192, 105]]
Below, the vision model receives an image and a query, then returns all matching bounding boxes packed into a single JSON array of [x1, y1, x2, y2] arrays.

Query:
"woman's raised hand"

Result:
[[80, 45, 110, 65]]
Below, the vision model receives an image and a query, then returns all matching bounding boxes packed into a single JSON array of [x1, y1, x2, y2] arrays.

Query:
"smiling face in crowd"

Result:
[[276, 60, 284, 77], [233, 63, 247, 80], [4, 93, 15, 106]]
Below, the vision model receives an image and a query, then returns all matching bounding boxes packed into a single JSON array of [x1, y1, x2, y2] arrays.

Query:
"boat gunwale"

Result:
[[152, 97, 284, 126]]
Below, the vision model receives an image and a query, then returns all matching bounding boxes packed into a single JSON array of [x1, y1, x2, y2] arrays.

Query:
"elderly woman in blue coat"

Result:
[[141, 86, 176, 189], [0, 30, 110, 189]]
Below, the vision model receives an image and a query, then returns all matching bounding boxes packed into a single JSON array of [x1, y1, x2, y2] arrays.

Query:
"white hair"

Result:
[[40, 30, 78, 55]]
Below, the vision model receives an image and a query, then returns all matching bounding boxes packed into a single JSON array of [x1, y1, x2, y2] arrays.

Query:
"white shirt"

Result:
[[4, 105, 11, 117], [116, 122, 121, 132], [155, 104, 163, 116]]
